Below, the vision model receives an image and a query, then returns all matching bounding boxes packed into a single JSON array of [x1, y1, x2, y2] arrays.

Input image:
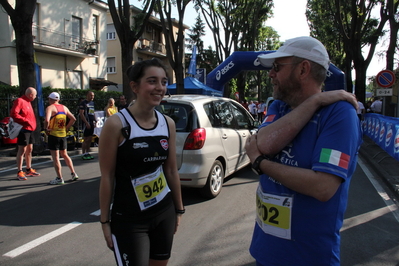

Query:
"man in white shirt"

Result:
[[248, 100, 257, 119], [356, 95, 365, 120], [370, 98, 382, 114], [257, 100, 266, 122]]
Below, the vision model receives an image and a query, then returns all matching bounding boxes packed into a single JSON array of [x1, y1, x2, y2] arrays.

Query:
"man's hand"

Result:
[[245, 134, 262, 163], [312, 90, 358, 110]]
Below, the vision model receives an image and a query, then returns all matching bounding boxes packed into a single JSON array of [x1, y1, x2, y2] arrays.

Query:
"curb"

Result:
[[359, 135, 399, 199]]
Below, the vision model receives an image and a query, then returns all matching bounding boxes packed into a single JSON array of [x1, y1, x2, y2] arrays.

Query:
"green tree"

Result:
[[306, 0, 389, 105], [187, 15, 206, 69], [385, 0, 399, 71], [383, 0, 399, 116], [235, 0, 273, 101], [0, 0, 42, 143], [0, 0, 37, 94], [252, 26, 280, 101], [155, 0, 191, 94], [107, 0, 156, 102], [194, 0, 273, 99], [186, 15, 218, 78]]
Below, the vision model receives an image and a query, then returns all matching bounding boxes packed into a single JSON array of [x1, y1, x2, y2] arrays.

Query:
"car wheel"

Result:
[[200, 160, 224, 198]]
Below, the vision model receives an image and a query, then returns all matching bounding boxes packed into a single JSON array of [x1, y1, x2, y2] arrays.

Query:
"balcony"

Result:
[[32, 25, 98, 58], [137, 38, 166, 57]]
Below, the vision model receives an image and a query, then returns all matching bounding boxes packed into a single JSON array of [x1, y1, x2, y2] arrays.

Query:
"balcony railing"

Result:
[[32, 25, 98, 55], [137, 38, 166, 55]]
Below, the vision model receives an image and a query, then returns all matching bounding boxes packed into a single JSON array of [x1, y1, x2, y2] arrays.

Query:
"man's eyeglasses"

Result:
[[271, 62, 300, 73]]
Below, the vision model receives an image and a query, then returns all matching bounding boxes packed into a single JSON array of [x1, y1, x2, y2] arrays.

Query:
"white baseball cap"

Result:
[[258, 36, 330, 70], [48, 92, 60, 100]]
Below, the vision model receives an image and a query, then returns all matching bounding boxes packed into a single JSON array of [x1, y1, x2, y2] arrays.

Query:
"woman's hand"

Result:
[[175, 214, 182, 234], [101, 223, 114, 250]]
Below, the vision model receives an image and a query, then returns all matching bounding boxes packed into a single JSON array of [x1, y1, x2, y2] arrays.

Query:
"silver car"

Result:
[[156, 95, 258, 198]]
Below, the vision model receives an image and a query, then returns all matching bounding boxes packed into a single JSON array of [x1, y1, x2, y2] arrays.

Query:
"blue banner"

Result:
[[34, 62, 44, 117], [195, 68, 206, 83], [188, 45, 197, 75], [364, 113, 399, 161], [206, 51, 345, 93]]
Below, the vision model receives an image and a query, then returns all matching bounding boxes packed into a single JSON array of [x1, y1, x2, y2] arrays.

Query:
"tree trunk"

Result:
[[121, 44, 134, 103], [353, 63, 367, 105], [383, 0, 399, 117]]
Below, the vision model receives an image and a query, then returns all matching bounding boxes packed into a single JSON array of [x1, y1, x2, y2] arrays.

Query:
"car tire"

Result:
[[200, 160, 224, 198]]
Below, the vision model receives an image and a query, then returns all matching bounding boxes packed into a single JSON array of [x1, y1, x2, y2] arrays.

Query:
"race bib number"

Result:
[[256, 186, 293, 240], [132, 166, 170, 211]]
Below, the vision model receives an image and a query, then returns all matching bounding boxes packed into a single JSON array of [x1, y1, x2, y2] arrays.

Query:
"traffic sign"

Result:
[[376, 70, 395, 88], [376, 88, 393, 96]]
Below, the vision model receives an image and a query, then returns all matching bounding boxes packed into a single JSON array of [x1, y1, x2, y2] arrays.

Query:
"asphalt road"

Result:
[[0, 151, 398, 266]]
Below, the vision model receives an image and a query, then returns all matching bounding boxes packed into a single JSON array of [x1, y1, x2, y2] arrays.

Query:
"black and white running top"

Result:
[[111, 108, 172, 222]]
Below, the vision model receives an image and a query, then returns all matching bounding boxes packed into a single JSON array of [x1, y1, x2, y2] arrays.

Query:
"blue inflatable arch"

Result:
[[206, 51, 346, 94]]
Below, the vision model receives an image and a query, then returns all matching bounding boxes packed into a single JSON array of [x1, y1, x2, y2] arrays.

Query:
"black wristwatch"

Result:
[[251, 155, 269, 175]]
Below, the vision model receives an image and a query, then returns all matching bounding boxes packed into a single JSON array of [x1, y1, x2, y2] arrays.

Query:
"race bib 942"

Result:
[[132, 166, 170, 211]]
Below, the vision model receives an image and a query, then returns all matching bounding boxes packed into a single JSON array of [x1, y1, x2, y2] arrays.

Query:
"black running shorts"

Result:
[[110, 203, 176, 266], [47, 135, 67, 150], [17, 131, 34, 146]]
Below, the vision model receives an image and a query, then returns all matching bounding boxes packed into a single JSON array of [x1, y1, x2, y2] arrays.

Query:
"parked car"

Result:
[[156, 95, 258, 198], [264, 96, 274, 115]]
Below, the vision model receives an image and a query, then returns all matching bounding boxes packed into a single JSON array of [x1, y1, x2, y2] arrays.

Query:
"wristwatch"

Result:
[[251, 155, 269, 175]]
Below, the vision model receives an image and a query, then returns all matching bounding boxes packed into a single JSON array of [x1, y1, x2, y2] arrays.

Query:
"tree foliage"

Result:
[[0, 0, 37, 95], [193, 0, 274, 98], [186, 15, 218, 76], [0, 0, 43, 140], [306, 0, 389, 105], [155, 0, 191, 94], [107, 0, 155, 102]]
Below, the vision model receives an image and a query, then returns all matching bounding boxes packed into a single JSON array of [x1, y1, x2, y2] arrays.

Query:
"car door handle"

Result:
[[222, 134, 228, 139], [242, 132, 247, 137]]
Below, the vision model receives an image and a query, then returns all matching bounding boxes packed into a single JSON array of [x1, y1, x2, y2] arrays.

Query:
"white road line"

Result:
[[357, 157, 399, 222], [91, 209, 101, 216], [90, 204, 112, 216], [341, 205, 397, 232], [3, 222, 82, 258]]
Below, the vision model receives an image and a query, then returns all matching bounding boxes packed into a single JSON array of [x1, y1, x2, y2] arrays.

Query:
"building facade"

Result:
[[106, 5, 189, 91], [0, 0, 108, 90]]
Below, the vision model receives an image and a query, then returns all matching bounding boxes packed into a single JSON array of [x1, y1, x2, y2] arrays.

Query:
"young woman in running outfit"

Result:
[[99, 58, 184, 266]]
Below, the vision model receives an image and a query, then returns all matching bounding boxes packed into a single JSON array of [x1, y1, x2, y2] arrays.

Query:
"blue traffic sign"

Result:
[[376, 70, 395, 88]]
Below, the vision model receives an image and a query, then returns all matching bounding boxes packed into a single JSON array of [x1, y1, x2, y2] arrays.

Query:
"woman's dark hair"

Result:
[[126, 58, 168, 83]]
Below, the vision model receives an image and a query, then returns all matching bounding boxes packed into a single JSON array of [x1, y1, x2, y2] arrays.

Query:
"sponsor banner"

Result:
[[364, 113, 399, 162], [394, 125, 399, 161], [94, 111, 105, 137]]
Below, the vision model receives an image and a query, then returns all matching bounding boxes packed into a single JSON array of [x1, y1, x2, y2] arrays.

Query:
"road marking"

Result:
[[91, 209, 101, 216], [357, 157, 399, 222], [90, 204, 112, 216], [341, 205, 397, 232], [3, 222, 82, 258]]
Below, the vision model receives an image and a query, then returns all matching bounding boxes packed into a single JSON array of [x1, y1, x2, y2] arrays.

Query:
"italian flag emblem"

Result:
[[319, 148, 350, 169], [264, 114, 276, 123]]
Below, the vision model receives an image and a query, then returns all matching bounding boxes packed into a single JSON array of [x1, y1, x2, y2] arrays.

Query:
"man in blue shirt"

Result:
[[245, 36, 362, 266]]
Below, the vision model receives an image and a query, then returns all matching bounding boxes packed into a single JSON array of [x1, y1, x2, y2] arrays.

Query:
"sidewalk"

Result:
[[359, 135, 399, 198]]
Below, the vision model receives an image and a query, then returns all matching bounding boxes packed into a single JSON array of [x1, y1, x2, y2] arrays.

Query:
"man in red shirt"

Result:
[[10, 87, 41, 180]]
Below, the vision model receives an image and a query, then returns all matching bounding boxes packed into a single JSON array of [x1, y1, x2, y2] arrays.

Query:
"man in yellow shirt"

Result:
[[44, 92, 79, 185]]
